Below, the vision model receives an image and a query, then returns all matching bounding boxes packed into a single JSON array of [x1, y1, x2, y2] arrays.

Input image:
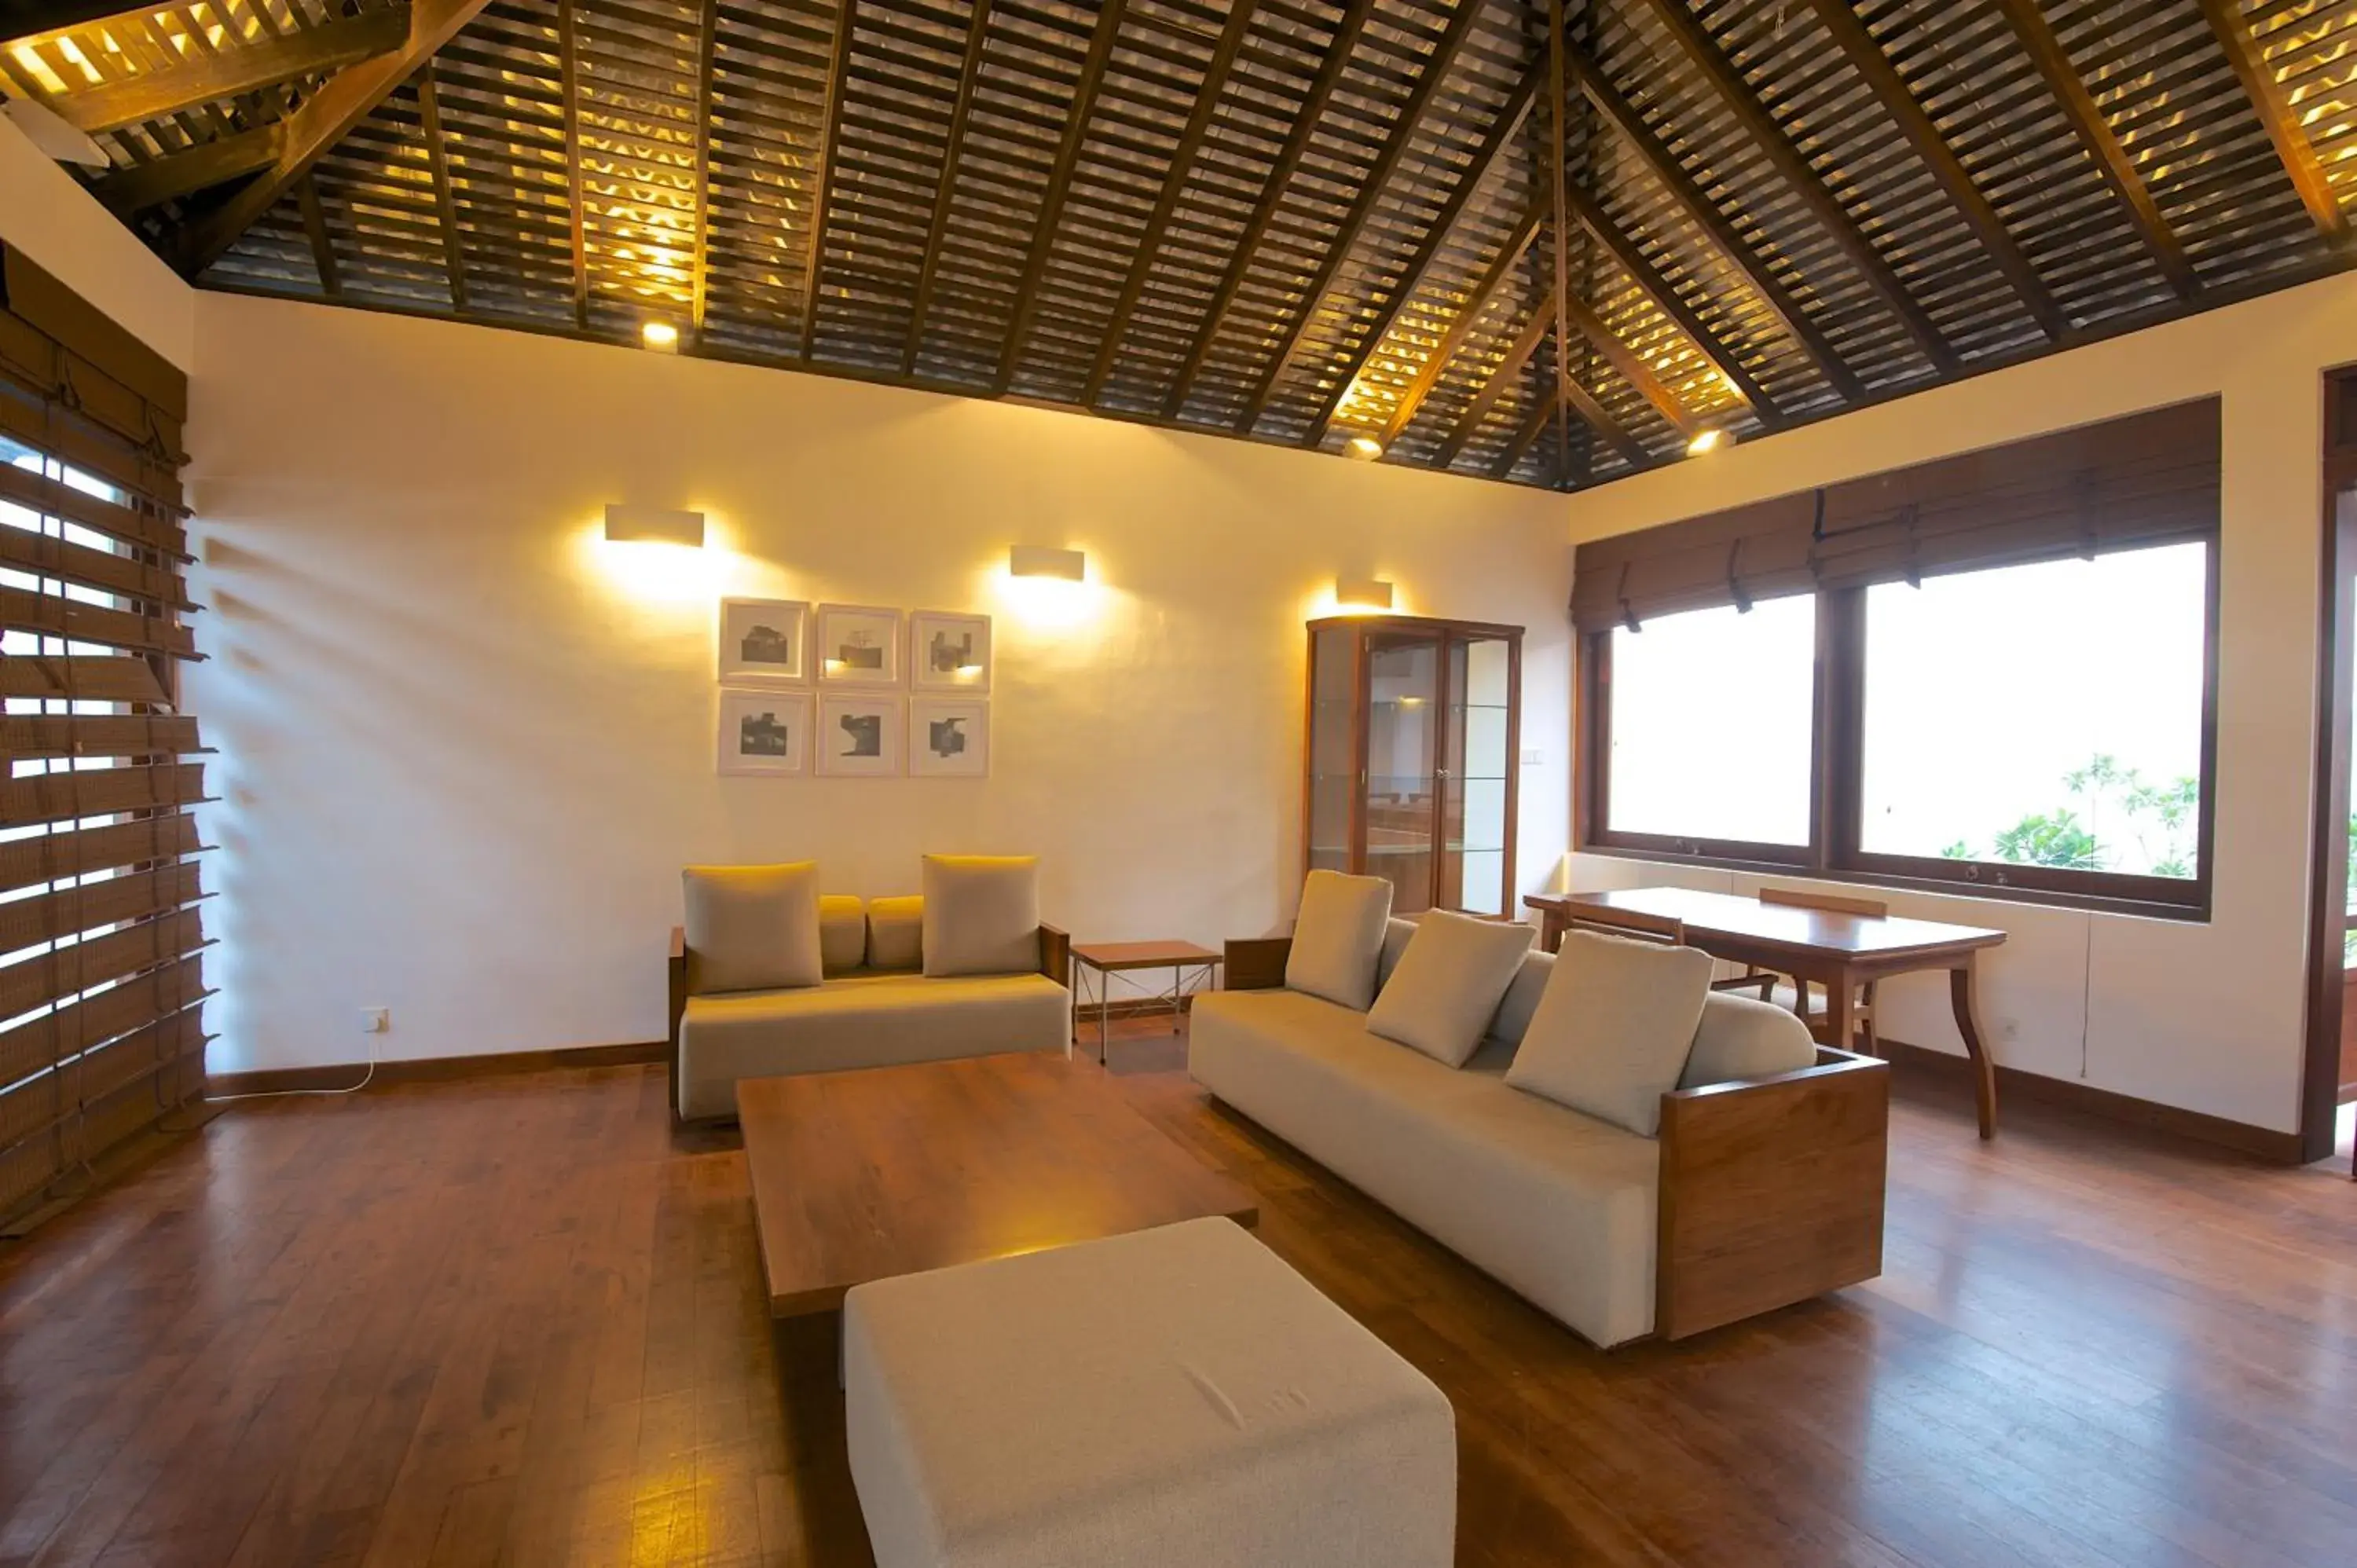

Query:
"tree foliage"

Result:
[[1943, 754, 2198, 877]]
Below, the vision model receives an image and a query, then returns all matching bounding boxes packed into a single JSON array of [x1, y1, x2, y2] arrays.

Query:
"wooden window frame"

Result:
[[1577, 540, 2221, 923]]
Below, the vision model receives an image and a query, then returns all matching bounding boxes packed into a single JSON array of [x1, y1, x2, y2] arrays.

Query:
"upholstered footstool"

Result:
[[842, 1216, 1457, 1568]]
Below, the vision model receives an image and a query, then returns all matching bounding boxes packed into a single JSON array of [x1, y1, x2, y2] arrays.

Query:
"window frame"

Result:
[[1577, 540, 2221, 921]]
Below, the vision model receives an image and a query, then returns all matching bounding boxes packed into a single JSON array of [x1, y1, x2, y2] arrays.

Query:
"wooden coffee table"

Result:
[[739, 1052, 1259, 1317]]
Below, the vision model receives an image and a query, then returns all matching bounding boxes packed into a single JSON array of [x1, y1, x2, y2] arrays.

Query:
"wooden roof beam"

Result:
[[1299, 56, 1541, 449], [559, 0, 586, 328], [86, 121, 282, 213], [1434, 301, 1555, 469], [1159, 0, 1373, 420], [414, 63, 467, 311], [1994, 0, 2196, 299], [1081, 0, 1257, 406], [1562, 37, 1860, 402], [1628, 0, 1957, 374], [992, 0, 1127, 394], [174, 0, 499, 276], [1802, 0, 2062, 340], [2199, 0, 2351, 250], [30, 4, 408, 134], [904, 0, 994, 376], [1231, 0, 1485, 434], [1376, 189, 1545, 449], [688, 0, 717, 343], [800, 0, 858, 360], [296, 170, 339, 295], [1490, 396, 1555, 482], [1547, 0, 1583, 451]]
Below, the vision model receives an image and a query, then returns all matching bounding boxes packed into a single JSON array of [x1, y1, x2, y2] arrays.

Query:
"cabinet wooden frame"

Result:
[[1303, 614, 1523, 918], [1574, 551, 2221, 921]]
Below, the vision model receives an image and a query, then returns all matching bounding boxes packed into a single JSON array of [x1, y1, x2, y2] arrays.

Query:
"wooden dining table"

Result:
[[1524, 887, 2009, 1139]]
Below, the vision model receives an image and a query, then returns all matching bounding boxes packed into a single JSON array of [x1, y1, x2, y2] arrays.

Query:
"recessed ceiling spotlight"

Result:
[[1344, 435, 1384, 460], [641, 320, 680, 351], [1685, 427, 1728, 457]]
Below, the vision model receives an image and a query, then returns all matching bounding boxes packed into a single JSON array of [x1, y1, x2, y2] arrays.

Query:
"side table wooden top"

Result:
[[1070, 940, 1223, 969]]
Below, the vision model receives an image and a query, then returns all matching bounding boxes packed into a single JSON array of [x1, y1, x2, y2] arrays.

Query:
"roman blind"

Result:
[[1570, 399, 2222, 632], [0, 244, 210, 1229]]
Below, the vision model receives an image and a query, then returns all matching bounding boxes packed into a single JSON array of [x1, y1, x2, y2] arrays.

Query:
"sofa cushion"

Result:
[[1189, 988, 1659, 1347], [821, 895, 867, 975], [867, 896, 924, 971], [1506, 932, 1712, 1137], [1365, 912, 1535, 1067], [1286, 870, 1394, 1010], [676, 971, 1069, 1120], [1376, 916, 1420, 991], [682, 862, 822, 994], [1685, 991, 1817, 1086], [922, 855, 1040, 977]]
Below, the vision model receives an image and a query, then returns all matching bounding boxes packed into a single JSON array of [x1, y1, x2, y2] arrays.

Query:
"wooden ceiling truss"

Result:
[[7, 0, 2357, 493]]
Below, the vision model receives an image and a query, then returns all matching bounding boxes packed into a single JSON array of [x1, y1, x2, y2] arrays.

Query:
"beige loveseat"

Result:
[[1190, 921, 1888, 1347], [668, 895, 1072, 1122]]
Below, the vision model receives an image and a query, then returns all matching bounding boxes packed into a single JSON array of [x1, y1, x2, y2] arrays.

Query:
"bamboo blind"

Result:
[[0, 243, 210, 1229]]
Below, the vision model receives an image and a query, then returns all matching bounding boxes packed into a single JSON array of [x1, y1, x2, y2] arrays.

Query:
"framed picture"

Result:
[[717, 688, 811, 776], [908, 698, 988, 778], [817, 694, 903, 776], [909, 611, 992, 693], [816, 603, 904, 686], [717, 598, 809, 685]]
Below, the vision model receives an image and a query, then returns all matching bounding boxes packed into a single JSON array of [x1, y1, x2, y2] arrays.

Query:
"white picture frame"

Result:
[[908, 698, 988, 778], [815, 603, 904, 687], [908, 611, 992, 694], [817, 693, 903, 776], [717, 597, 810, 685], [717, 687, 811, 776]]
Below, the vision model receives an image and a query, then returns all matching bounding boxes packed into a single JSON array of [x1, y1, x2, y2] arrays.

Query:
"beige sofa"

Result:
[[1190, 920, 1888, 1347], [668, 896, 1072, 1122]]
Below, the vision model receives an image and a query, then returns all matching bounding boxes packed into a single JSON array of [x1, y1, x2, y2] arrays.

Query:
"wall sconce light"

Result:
[[1336, 577, 1395, 610], [604, 504, 706, 547], [1010, 545, 1087, 581], [640, 320, 681, 352]]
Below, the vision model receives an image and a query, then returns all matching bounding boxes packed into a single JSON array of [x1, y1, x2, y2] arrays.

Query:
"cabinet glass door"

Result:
[[1443, 632, 1514, 914], [1364, 628, 1443, 914], [1306, 624, 1357, 876]]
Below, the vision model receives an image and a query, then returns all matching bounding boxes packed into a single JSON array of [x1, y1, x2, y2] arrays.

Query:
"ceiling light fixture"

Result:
[[1685, 427, 1728, 457], [641, 320, 680, 351], [1344, 435, 1384, 460]]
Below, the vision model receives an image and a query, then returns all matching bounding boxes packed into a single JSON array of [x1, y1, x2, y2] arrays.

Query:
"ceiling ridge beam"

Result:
[[689, 0, 717, 343], [1158, 0, 1374, 421], [992, 0, 1129, 395], [415, 62, 468, 311], [1562, 36, 1861, 402], [1230, 0, 1486, 436], [86, 120, 282, 213], [1296, 38, 1543, 449], [1376, 189, 1545, 449], [2198, 0, 2351, 250], [559, 0, 587, 328], [902, 0, 995, 376], [174, 0, 500, 276], [1435, 299, 1554, 468], [1081, 0, 1259, 407], [37, 4, 409, 134], [800, 0, 858, 361], [1995, 0, 2196, 300], [1802, 0, 2062, 341], [1628, 0, 1958, 375]]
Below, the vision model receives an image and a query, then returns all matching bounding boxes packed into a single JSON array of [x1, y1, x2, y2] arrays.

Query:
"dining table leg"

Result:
[[1948, 957, 1998, 1140], [1823, 969, 1856, 1058]]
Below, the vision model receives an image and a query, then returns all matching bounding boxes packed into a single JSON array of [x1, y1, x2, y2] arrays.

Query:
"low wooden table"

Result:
[[1527, 887, 2009, 1139], [739, 1052, 1259, 1318], [1069, 940, 1222, 1063]]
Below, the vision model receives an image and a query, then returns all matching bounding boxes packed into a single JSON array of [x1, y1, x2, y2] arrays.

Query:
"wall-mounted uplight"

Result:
[[1009, 545, 1087, 581], [1685, 427, 1729, 457], [641, 320, 681, 352], [1344, 435, 1384, 461], [1336, 577, 1395, 611], [604, 504, 706, 547]]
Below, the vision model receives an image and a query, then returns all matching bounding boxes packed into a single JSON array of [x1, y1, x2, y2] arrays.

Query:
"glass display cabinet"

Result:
[[1304, 614, 1523, 917]]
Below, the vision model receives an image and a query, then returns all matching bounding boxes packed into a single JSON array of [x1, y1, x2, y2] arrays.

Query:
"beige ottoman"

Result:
[[842, 1216, 1457, 1568]]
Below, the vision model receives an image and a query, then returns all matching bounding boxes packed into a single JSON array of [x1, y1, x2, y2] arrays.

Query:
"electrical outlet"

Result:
[[1520, 748, 1545, 766], [361, 1008, 389, 1035]]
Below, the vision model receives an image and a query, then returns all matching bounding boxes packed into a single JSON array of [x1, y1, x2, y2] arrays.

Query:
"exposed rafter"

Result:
[[1994, 0, 2197, 300], [1435, 302, 1555, 469], [1491, 397, 1556, 482], [88, 121, 281, 213], [688, 0, 717, 342], [559, 0, 586, 329], [903, 0, 994, 376], [800, 0, 857, 360], [414, 64, 466, 311], [2199, 0, 2352, 250], [1629, 0, 1958, 373], [296, 171, 339, 296], [24, 5, 405, 134], [1546, 0, 1578, 459], [1378, 191, 1545, 449]]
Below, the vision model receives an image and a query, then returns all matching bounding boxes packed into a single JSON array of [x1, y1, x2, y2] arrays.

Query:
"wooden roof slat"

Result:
[[801, 0, 857, 357], [900, 0, 994, 373], [38, 3, 408, 134], [1434, 299, 1552, 468], [1379, 185, 1542, 447], [2197, 0, 2352, 250]]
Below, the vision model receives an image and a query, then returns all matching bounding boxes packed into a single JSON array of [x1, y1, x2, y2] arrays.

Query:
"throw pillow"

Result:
[[922, 855, 1041, 977], [867, 896, 924, 971], [819, 894, 867, 974], [681, 862, 823, 994], [1504, 930, 1714, 1136], [1283, 870, 1394, 1011], [1365, 911, 1538, 1066]]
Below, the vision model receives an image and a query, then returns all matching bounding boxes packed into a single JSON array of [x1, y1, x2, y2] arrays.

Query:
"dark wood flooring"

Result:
[[5, 1023, 2356, 1567]]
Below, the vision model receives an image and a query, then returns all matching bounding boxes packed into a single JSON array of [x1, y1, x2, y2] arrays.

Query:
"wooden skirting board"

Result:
[[1885, 1039, 2304, 1164], [206, 1039, 668, 1100]]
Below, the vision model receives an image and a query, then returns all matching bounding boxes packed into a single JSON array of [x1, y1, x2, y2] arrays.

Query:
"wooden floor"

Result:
[[5, 1024, 2357, 1567]]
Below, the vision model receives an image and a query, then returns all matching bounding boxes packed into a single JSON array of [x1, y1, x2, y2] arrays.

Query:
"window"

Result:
[[1600, 595, 1815, 848]]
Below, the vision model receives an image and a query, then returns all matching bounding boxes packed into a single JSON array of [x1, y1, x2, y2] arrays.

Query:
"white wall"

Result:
[[184, 294, 1572, 1072], [1563, 269, 2357, 1136], [0, 115, 194, 372]]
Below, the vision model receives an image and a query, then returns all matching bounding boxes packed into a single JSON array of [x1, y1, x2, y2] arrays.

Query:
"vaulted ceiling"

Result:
[[5, 0, 2356, 490]]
